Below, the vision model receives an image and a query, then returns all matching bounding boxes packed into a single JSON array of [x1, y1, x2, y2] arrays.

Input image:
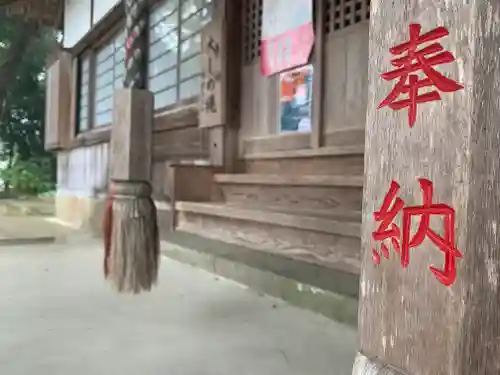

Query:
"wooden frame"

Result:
[[72, 0, 211, 138], [148, 0, 212, 114], [241, 0, 318, 139], [74, 19, 125, 135], [242, 0, 262, 65], [311, 0, 326, 148], [325, 0, 370, 34], [238, 0, 370, 156]]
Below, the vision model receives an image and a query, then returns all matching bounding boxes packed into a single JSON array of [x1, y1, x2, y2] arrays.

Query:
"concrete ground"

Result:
[[0, 216, 72, 241], [0, 237, 357, 375]]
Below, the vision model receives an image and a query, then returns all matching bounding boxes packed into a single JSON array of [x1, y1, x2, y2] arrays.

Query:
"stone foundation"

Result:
[[55, 192, 106, 235]]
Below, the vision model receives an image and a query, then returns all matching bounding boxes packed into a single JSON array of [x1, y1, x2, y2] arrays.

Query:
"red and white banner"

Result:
[[261, 0, 314, 76]]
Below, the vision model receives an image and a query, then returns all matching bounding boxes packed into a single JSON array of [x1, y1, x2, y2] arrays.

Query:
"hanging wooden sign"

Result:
[[199, 3, 227, 128]]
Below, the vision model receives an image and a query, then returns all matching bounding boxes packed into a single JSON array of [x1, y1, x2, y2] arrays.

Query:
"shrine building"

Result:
[[39, 0, 369, 326]]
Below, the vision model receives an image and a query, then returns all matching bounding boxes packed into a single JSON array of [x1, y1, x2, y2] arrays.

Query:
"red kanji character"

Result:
[[401, 178, 463, 286], [378, 24, 464, 127], [372, 180, 405, 265]]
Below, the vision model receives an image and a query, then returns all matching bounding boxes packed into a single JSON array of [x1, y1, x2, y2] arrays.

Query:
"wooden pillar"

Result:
[[199, 0, 242, 172], [310, 0, 325, 149], [104, 0, 159, 294], [110, 89, 153, 183], [355, 1, 500, 374]]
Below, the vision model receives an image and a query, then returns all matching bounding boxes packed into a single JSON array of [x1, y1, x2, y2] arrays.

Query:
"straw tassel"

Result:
[[104, 181, 160, 294], [102, 0, 159, 294]]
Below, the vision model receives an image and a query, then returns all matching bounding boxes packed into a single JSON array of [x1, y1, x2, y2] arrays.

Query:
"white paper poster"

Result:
[[261, 0, 314, 76]]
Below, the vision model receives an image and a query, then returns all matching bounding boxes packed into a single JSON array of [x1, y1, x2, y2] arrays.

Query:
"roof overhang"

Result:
[[0, 0, 64, 29]]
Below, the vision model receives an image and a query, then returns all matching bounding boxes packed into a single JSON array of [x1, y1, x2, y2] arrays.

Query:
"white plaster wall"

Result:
[[57, 143, 110, 197], [63, 0, 92, 48], [93, 0, 121, 25]]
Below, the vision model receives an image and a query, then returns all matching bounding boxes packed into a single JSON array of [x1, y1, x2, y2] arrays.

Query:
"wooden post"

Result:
[[354, 1, 500, 374], [104, 0, 160, 294], [110, 89, 153, 183], [310, 0, 325, 149], [199, 0, 242, 172]]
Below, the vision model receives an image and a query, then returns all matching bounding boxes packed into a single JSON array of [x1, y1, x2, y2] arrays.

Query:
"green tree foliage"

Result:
[[0, 14, 58, 195]]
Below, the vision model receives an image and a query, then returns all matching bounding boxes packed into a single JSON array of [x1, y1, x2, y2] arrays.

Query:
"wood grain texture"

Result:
[[153, 126, 209, 161], [241, 132, 311, 155], [69, 128, 111, 149], [244, 154, 365, 175], [199, 1, 226, 128], [68, 57, 78, 146], [44, 57, 59, 149], [311, 0, 326, 148], [151, 161, 170, 200], [458, 1, 500, 374], [323, 127, 365, 147], [176, 201, 361, 237], [214, 173, 364, 186], [242, 144, 364, 160], [167, 164, 223, 230], [168, 165, 222, 203], [110, 89, 153, 181], [67, 103, 199, 151], [241, 127, 365, 156], [358, 1, 500, 375], [217, 183, 362, 212], [199, 0, 242, 130], [324, 22, 369, 132], [44, 51, 73, 150], [177, 210, 361, 274], [208, 125, 240, 171], [153, 104, 198, 132], [344, 23, 369, 128], [238, 62, 280, 139]]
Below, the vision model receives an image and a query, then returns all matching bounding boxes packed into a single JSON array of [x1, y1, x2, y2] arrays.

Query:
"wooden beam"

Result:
[[200, 0, 243, 171], [311, 0, 326, 148]]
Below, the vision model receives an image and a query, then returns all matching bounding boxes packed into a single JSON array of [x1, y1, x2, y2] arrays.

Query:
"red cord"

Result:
[[103, 184, 115, 278]]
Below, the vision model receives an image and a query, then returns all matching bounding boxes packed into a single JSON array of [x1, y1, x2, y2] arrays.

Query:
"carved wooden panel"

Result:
[[242, 0, 262, 65], [325, 0, 369, 34]]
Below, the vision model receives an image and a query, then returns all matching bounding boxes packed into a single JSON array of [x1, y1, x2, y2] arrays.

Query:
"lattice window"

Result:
[[94, 30, 126, 127], [242, 0, 263, 65], [325, 0, 370, 34], [77, 56, 90, 133], [148, 0, 213, 110]]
